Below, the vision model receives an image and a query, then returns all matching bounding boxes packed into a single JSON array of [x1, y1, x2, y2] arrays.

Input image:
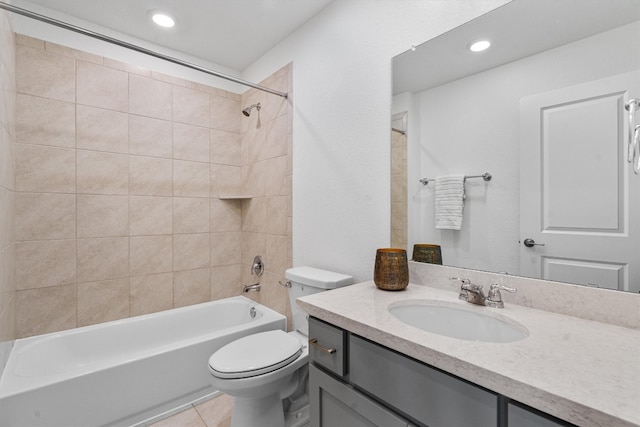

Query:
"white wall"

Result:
[[242, 0, 509, 281], [407, 21, 639, 276]]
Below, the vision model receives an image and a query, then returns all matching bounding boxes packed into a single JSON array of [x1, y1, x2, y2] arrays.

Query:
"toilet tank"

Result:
[[285, 267, 354, 336]]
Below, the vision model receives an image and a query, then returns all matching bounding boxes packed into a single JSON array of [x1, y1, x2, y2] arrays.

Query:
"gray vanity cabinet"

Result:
[[309, 317, 575, 427]]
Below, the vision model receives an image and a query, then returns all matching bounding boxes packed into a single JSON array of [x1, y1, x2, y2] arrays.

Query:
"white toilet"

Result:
[[208, 267, 353, 427]]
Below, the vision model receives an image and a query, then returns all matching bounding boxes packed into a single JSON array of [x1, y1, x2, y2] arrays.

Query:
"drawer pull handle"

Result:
[[309, 338, 336, 354]]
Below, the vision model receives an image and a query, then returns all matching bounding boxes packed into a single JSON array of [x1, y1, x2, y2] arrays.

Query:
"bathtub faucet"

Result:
[[243, 283, 261, 293]]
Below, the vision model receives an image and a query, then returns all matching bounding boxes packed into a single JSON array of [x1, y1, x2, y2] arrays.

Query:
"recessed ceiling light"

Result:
[[150, 10, 175, 28], [469, 40, 491, 52]]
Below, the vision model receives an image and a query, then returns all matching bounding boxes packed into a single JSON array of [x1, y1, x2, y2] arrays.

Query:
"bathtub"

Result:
[[0, 296, 286, 427]]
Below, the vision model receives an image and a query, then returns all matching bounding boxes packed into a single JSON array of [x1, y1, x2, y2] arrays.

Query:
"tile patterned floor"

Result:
[[149, 394, 233, 427]]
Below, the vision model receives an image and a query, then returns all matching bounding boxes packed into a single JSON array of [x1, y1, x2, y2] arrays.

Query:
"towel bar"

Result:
[[419, 172, 492, 186]]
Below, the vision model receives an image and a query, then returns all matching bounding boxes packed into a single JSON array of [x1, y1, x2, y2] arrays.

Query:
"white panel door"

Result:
[[520, 72, 640, 292]]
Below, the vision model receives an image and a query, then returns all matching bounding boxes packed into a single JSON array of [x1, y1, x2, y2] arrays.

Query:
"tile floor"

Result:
[[149, 394, 233, 427]]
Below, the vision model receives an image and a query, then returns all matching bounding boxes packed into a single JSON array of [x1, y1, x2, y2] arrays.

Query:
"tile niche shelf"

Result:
[[218, 195, 253, 200]]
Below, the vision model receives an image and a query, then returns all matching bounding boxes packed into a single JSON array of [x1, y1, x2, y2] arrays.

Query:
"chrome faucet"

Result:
[[243, 283, 261, 293], [450, 278, 516, 308]]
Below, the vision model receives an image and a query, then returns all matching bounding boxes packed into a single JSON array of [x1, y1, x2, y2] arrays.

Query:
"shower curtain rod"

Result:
[[0, 3, 288, 99]]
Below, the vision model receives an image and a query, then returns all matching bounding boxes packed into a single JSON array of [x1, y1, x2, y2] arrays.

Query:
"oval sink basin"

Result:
[[389, 301, 528, 343]]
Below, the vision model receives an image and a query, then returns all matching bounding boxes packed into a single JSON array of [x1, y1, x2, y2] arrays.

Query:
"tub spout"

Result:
[[243, 283, 261, 293]]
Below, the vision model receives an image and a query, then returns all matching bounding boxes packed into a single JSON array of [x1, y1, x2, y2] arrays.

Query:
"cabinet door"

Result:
[[349, 335, 497, 427], [508, 402, 574, 427], [309, 364, 412, 427]]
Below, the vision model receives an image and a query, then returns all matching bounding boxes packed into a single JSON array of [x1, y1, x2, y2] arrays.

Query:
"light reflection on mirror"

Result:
[[392, 0, 640, 292]]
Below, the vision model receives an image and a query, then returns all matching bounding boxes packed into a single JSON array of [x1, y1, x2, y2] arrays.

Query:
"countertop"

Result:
[[297, 281, 640, 427]]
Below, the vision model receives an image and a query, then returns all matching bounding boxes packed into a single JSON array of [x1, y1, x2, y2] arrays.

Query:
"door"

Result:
[[309, 365, 412, 427], [520, 72, 640, 292]]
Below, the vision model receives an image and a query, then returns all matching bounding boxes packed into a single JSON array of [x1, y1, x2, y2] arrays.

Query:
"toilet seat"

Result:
[[209, 330, 302, 379]]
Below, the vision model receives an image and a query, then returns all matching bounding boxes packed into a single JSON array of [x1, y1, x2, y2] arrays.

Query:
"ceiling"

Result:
[[393, 0, 640, 95], [15, 0, 334, 71]]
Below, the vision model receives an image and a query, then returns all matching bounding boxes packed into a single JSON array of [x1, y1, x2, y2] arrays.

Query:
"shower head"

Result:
[[242, 102, 261, 117]]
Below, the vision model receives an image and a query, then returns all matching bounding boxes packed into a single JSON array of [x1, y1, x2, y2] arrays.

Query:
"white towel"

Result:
[[435, 175, 465, 230]]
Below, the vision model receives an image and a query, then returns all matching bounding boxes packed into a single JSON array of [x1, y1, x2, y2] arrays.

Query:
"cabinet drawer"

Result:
[[349, 334, 498, 427], [308, 317, 347, 377], [309, 364, 413, 427], [508, 402, 574, 427]]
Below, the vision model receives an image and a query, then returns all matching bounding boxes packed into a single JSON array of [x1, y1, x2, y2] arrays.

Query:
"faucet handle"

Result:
[[490, 283, 516, 293], [486, 283, 517, 308], [449, 277, 471, 284]]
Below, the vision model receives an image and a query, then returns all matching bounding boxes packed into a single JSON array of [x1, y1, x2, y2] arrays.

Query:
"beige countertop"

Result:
[[298, 281, 640, 427]]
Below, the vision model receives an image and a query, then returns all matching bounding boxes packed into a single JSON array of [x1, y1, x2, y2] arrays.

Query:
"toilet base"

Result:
[[230, 395, 285, 427], [285, 403, 310, 427]]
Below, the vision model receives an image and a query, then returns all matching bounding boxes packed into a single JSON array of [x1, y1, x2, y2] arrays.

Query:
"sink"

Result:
[[389, 301, 528, 343]]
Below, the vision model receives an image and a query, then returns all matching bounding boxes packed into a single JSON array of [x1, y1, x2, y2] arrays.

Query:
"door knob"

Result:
[[523, 238, 545, 248]]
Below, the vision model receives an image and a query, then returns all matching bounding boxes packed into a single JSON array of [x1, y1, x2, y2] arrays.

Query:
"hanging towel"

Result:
[[435, 175, 465, 230]]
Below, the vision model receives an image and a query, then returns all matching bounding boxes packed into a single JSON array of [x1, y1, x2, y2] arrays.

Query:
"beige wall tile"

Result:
[[173, 123, 209, 162], [76, 105, 128, 153], [76, 61, 128, 112], [263, 114, 289, 160], [129, 115, 172, 158], [129, 75, 172, 120], [174, 268, 210, 308], [130, 272, 173, 316], [16, 94, 75, 148], [1, 128, 16, 191], [77, 194, 129, 238], [241, 161, 266, 197], [16, 284, 76, 338], [210, 94, 240, 133], [16, 239, 75, 290], [262, 156, 288, 197], [172, 86, 209, 127], [45, 42, 102, 64], [211, 264, 241, 301], [15, 144, 76, 193], [130, 235, 173, 276], [173, 233, 209, 271], [210, 129, 241, 165], [77, 237, 129, 282], [210, 232, 241, 267], [103, 58, 150, 77], [211, 164, 242, 197], [265, 196, 288, 235], [265, 234, 288, 276], [0, 187, 14, 248], [16, 45, 75, 102], [241, 197, 266, 233], [173, 160, 209, 197], [210, 199, 241, 232], [77, 278, 129, 326], [130, 156, 173, 196], [77, 150, 129, 195], [130, 196, 172, 236], [173, 197, 208, 234], [15, 193, 76, 241]]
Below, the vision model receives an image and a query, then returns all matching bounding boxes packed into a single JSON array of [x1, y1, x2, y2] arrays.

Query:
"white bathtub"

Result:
[[0, 296, 286, 427]]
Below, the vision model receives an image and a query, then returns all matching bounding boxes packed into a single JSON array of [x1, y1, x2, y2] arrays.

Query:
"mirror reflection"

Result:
[[392, 0, 640, 292]]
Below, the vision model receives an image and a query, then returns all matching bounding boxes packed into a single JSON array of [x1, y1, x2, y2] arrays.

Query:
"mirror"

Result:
[[392, 0, 640, 292]]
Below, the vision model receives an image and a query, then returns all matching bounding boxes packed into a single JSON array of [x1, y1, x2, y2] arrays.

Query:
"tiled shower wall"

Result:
[[13, 34, 292, 338], [0, 5, 17, 369]]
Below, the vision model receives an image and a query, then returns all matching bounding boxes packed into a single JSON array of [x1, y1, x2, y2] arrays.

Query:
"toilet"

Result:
[[208, 266, 353, 427]]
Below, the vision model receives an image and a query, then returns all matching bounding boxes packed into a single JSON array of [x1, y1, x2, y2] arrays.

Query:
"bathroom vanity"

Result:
[[309, 317, 568, 427], [298, 263, 640, 427]]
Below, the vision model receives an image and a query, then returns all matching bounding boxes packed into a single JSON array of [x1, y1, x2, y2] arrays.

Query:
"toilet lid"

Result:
[[209, 330, 302, 379]]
